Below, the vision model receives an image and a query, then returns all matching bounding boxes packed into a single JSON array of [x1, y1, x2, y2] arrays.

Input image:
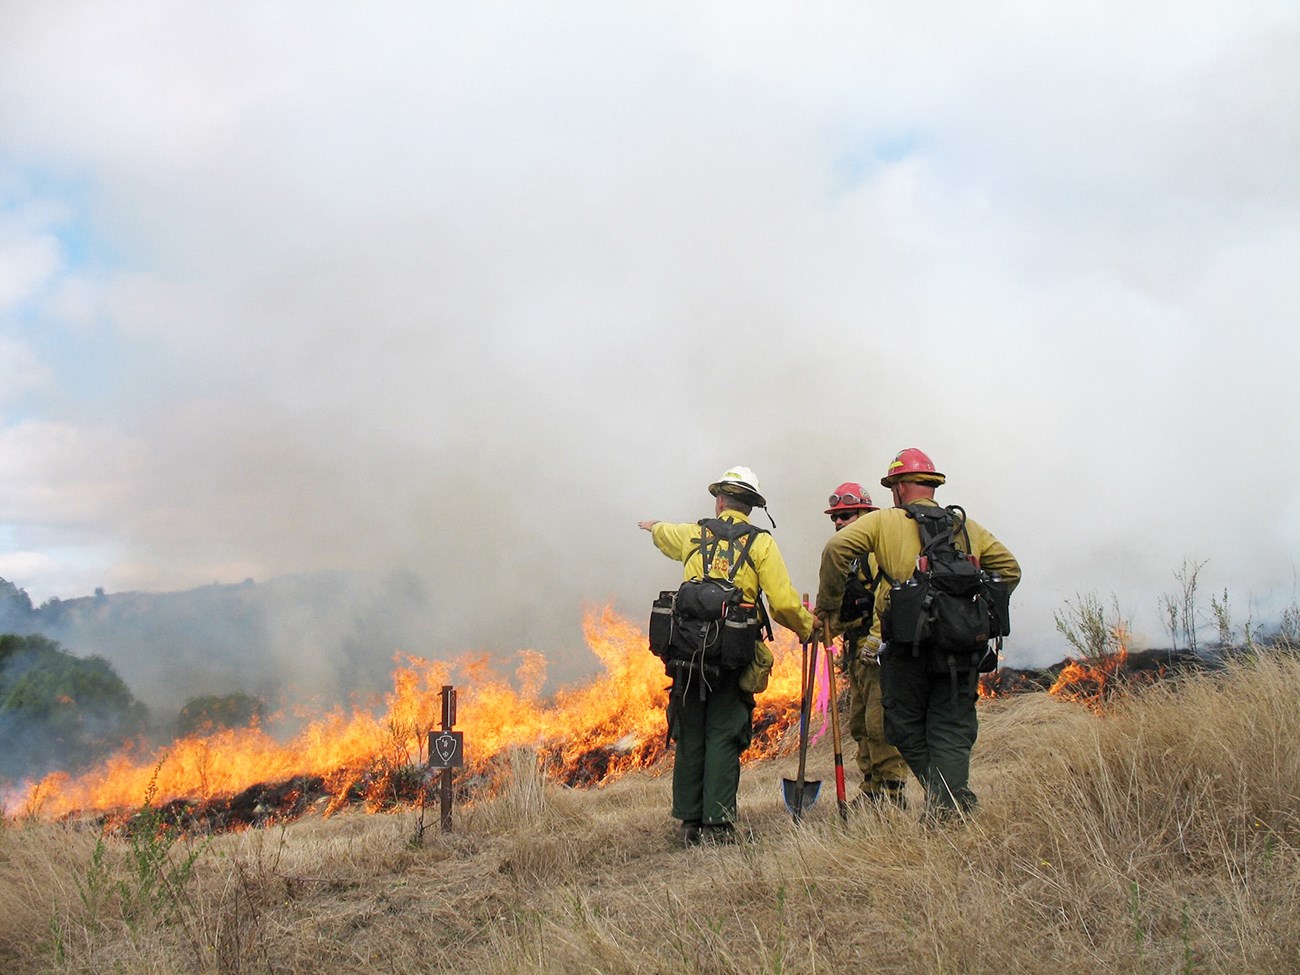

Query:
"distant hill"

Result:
[[0, 572, 437, 717]]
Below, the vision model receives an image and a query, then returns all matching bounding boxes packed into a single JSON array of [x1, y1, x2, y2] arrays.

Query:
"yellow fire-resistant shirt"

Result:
[[815, 499, 1021, 640], [651, 511, 815, 643]]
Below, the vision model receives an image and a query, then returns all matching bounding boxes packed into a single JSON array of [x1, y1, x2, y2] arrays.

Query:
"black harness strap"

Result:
[[719, 524, 774, 641], [697, 518, 770, 638], [694, 518, 763, 584]]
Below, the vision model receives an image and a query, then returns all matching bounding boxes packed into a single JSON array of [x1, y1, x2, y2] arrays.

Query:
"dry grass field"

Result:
[[2, 651, 1297, 975]]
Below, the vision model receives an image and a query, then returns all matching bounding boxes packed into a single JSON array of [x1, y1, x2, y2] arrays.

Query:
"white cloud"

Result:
[[0, 0, 1296, 672], [0, 334, 50, 409], [0, 200, 64, 314]]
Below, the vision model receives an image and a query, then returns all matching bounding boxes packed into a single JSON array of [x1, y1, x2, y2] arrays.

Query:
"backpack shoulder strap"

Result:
[[905, 503, 958, 558], [699, 517, 768, 543], [945, 504, 973, 555], [696, 518, 766, 582], [727, 524, 763, 583], [691, 519, 720, 577]]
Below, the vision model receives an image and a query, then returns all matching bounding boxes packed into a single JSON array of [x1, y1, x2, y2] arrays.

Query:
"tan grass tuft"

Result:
[[2, 655, 1298, 974]]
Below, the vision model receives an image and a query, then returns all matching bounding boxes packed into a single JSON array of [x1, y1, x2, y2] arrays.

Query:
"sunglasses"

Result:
[[828, 492, 867, 507], [830, 510, 858, 523]]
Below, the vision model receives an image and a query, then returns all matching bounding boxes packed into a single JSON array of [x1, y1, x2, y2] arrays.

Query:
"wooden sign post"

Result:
[[427, 685, 464, 832]]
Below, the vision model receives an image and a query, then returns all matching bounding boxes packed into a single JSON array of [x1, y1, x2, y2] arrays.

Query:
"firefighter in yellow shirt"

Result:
[[813, 450, 1020, 819], [823, 482, 909, 807], [640, 466, 814, 846]]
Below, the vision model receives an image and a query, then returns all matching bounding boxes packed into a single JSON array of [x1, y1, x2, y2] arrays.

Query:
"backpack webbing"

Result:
[[691, 519, 773, 639]]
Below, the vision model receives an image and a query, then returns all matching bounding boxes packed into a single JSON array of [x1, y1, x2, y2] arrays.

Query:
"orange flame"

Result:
[[15, 606, 808, 821], [1046, 624, 1133, 710]]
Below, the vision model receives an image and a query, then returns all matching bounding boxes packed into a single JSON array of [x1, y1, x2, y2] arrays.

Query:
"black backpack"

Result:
[[648, 519, 772, 676], [880, 504, 1011, 675], [839, 558, 876, 628]]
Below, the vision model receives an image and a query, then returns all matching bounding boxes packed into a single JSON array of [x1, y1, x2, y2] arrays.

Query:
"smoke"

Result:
[[0, 633, 150, 786], [0, 0, 1298, 710]]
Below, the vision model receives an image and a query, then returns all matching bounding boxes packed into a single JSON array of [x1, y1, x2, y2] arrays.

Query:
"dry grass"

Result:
[[2, 653, 1298, 974]]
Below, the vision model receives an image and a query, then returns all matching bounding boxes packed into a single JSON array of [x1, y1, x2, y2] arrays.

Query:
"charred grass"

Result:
[[2, 652, 1298, 974]]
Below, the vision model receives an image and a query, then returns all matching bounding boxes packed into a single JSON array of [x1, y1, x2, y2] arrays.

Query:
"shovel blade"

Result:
[[781, 776, 822, 817]]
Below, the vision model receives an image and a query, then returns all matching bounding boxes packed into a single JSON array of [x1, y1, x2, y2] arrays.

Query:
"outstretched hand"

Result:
[[637, 520, 659, 532]]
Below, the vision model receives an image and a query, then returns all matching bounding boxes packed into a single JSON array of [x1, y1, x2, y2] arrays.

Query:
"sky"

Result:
[[1, 0, 1298, 680]]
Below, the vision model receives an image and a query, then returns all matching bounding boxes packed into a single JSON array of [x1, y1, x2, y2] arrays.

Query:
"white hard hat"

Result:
[[708, 466, 766, 507]]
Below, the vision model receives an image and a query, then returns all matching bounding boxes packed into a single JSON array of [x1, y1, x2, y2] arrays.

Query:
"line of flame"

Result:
[[15, 605, 808, 820]]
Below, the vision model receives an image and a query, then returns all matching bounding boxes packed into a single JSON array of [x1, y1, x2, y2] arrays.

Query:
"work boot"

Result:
[[702, 822, 737, 845], [698, 822, 755, 845], [882, 781, 909, 810], [852, 784, 905, 811], [921, 790, 976, 827], [850, 790, 877, 811], [920, 806, 963, 828], [679, 820, 702, 847]]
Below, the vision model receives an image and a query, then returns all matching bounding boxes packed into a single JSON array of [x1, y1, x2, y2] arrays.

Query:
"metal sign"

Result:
[[427, 730, 464, 769]]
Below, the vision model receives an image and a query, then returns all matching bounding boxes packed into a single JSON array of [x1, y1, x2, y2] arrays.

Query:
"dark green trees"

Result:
[[0, 633, 149, 783]]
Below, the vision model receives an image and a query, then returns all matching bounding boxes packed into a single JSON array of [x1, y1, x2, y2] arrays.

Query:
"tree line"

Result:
[[1, 575, 269, 789]]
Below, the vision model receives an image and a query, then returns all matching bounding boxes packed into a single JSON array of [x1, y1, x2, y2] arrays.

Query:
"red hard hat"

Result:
[[824, 481, 878, 515], [880, 448, 946, 488]]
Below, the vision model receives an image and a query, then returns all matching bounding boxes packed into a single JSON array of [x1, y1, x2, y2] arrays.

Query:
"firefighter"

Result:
[[823, 482, 910, 807], [812, 450, 1020, 819], [639, 466, 814, 846]]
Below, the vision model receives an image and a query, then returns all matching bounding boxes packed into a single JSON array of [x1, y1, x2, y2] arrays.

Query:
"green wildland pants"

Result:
[[669, 674, 754, 826], [847, 653, 910, 793], [879, 646, 979, 814]]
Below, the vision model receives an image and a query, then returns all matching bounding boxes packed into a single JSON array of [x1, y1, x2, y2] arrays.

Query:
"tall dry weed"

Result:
[[1, 656, 1297, 975]]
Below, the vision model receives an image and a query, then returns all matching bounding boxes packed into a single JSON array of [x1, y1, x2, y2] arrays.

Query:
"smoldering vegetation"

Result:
[[1, 649, 1297, 975]]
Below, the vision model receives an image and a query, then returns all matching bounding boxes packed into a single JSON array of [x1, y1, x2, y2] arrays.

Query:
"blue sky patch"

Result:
[[828, 128, 927, 195]]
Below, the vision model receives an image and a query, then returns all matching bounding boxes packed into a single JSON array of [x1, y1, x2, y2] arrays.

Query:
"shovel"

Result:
[[781, 604, 821, 820], [823, 619, 849, 823]]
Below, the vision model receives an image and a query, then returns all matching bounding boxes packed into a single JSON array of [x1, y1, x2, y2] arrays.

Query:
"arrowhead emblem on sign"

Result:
[[434, 733, 457, 764]]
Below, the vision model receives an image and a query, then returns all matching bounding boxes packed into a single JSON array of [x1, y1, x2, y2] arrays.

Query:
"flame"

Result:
[[1046, 623, 1133, 710], [15, 606, 808, 822]]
